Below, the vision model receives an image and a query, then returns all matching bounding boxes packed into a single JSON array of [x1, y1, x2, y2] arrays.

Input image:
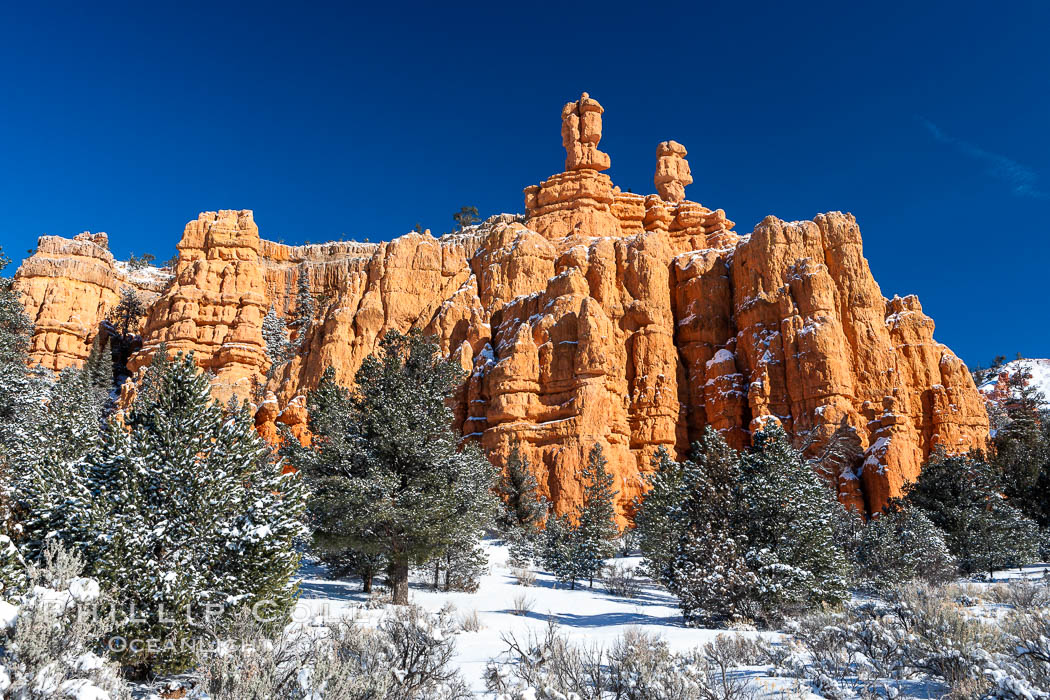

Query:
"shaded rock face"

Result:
[[13, 93, 988, 519]]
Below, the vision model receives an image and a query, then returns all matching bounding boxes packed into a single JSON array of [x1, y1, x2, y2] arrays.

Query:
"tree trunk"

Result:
[[433, 560, 440, 590], [390, 560, 410, 605], [362, 572, 373, 594]]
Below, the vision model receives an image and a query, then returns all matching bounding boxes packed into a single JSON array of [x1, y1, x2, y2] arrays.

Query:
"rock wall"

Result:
[[11, 93, 989, 519], [13, 232, 170, 371]]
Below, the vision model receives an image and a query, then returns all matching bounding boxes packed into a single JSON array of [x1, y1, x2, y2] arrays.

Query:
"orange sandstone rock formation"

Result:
[[12, 93, 988, 520], [14, 231, 170, 371]]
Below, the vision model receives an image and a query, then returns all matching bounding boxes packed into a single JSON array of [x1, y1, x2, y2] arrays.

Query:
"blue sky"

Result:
[[1, 1, 1047, 366]]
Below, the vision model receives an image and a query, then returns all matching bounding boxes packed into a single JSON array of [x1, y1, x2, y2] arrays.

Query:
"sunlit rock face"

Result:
[[14, 93, 988, 520]]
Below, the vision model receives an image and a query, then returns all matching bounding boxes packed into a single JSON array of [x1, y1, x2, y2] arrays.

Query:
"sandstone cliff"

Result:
[[12, 93, 989, 519]]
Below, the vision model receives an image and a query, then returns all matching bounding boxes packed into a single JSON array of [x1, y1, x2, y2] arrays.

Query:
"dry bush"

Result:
[[511, 592, 534, 616], [458, 609, 483, 633], [1, 541, 131, 700], [485, 621, 759, 700], [511, 567, 536, 587], [192, 603, 470, 699], [602, 562, 641, 598]]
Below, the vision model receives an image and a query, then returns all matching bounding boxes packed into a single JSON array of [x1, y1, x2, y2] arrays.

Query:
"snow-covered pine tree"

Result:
[[69, 353, 305, 674], [496, 444, 549, 566], [906, 451, 1040, 576], [287, 329, 497, 605], [538, 444, 618, 590], [262, 304, 291, 369], [992, 367, 1050, 526], [735, 425, 849, 622], [7, 367, 104, 561], [291, 264, 316, 342], [856, 504, 956, 587], [576, 443, 618, 587], [635, 428, 756, 624]]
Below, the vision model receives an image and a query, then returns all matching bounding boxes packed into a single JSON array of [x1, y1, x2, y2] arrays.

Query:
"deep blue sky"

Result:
[[1, 1, 1047, 367]]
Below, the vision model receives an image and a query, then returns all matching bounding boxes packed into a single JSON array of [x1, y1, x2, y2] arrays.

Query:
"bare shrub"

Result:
[[193, 603, 470, 699], [511, 592, 534, 616], [993, 580, 1050, 611], [602, 562, 641, 598], [2, 540, 131, 700], [458, 609, 483, 633], [485, 621, 759, 699], [512, 567, 536, 587]]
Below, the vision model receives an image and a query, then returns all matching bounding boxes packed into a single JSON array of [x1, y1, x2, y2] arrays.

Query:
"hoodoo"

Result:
[[12, 93, 989, 519]]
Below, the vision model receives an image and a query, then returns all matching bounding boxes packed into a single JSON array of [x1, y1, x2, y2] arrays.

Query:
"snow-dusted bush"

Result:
[[485, 622, 759, 699], [0, 542, 131, 700], [856, 505, 958, 589], [778, 582, 1050, 699], [602, 562, 641, 598], [192, 604, 470, 699], [511, 567, 536, 587]]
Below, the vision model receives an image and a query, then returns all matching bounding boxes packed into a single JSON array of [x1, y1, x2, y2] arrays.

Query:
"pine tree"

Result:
[[452, 206, 480, 231], [69, 353, 305, 673], [262, 305, 291, 380], [992, 367, 1050, 526], [7, 367, 104, 561], [856, 504, 956, 588], [736, 426, 849, 620], [291, 265, 315, 343], [576, 444, 618, 587], [496, 444, 549, 566], [636, 425, 848, 625], [906, 451, 1039, 577], [539, 444, 618, 590], [287, 330, 497, 605], [636, 429, 756, 624]]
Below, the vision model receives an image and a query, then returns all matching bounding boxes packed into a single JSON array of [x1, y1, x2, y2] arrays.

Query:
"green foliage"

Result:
[[635, 425, 848, 626], [856, 504, 957, 588], [906, 451, 1040, 576], [991, 367, 1050, 527], [452, 206, 480, 231], [496, 445, 549, 566], [65, 353, 306, 674], [288, 329, 497, 604], [126, 252, 155, 270], [540, 444, 618, 590]]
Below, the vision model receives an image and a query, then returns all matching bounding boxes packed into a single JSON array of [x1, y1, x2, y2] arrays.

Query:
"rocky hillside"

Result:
[[11, 93, 989, 519], [979, 358, 1050, 407]]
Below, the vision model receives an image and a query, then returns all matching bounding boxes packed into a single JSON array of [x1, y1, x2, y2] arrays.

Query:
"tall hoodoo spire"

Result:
[[560, 92, 611, 172], [654, 140, 692, 203]]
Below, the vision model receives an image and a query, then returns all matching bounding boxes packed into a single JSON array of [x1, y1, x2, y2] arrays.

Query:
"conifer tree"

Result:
[[906, 451, 1039, 576], [292, 265, 315, 341], [288, 329, 497, 605], [540, 444, 618, 589], [736, 426, 849, 619], [636, 425, 848, 625], [262, 305, 291, 380], [496, 444, 549, 565], [856, 504, 956, 587], [8, 367, 104, 560], [992, 367, 1050, 526], [69, 353, 305, 673]]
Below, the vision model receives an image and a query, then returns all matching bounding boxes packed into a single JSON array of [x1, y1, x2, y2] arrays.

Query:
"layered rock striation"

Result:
[[12, 93, 988, 519]]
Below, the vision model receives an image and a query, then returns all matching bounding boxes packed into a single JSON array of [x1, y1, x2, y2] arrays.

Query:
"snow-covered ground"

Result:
[[295, 540, 781, 695]]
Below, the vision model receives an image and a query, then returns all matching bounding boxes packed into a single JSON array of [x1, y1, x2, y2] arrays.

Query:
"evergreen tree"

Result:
[[291, 265, 315, 342], [636, 429, 756, 624], [635, 426, 848, 625], [106, 286, 144, 380], [287, 329, 497, 605], [262, 304, 291, 380], [736, 426, 849, 620], [539, 444, 618, 590], [7, 367, 104, 561], [992, 367, 1050, 526], [69, 353, 305, 673], [906, 451, 1040, 577], [576, 444, 618, 587], [452, 206, 480, 231], [856, 504, 956, 588], [496, 444, 549, 565]]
